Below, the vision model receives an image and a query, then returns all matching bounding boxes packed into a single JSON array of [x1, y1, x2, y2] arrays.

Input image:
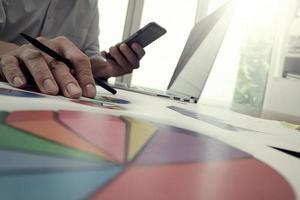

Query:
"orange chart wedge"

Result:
[[6, 111, 113, 161]]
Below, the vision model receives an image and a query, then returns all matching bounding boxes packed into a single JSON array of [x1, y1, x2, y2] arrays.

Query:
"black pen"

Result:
[[20, 33, 117, 95]]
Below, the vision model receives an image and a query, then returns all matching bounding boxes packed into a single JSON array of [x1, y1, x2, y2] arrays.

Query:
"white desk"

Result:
[[0, 82, 299, 200]]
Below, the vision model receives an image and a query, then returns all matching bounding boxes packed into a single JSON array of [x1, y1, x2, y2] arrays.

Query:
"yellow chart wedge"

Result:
[[124, 117, 157, 161]]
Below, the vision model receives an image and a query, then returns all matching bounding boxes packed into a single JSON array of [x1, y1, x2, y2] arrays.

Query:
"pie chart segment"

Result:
[[6, 111, 112, 160], [58, 111, 126, 162], [93, 96, 130, 104], [90, 159, 295, 200], [0, 166, 122, 200], [0, 150, 115, 172], [123, 117, 157, 161], [135, 127, 250, 165], [0, 112, 107, 163], [0, 88, 43, 98]]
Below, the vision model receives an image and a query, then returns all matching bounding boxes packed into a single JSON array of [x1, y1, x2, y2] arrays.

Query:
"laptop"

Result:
[[114, 1, 234, 103]]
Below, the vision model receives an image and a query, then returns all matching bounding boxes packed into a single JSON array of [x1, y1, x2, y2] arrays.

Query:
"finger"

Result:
[[100, 51, 107, 58], [93, 52, 123, 78], [50, 60, 82, 98], [35, 38, 80, 98], [36, 36, 78, 77], [119, 43, 139, 68], [36, 36, 50, 44], [100, 50, 119, 67], [131, 43, 145, 59], [115, 42, 122, 48], [36, 36, 54, 63], [109, 46, 132, 73], [0, 55, 26, 87], [17, 46, 59, 95], [51, 36, 96, 98], [99, 51, 109, 62]]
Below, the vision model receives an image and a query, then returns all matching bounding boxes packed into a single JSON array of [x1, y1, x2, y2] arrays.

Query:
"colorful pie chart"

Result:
[[0, 110, 295, 200]]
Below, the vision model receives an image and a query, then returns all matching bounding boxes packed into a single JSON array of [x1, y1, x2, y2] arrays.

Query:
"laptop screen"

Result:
[[167, 1, 235, 100]]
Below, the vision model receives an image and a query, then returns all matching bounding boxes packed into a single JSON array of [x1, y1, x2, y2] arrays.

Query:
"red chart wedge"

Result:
[[0, 110, 295, 200]]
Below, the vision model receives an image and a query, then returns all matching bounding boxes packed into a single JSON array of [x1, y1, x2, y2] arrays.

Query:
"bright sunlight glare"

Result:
[[200, 0, 283, 107]]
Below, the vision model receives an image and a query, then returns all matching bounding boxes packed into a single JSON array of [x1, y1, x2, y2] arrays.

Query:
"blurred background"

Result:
[[98, 0, 300, 123]]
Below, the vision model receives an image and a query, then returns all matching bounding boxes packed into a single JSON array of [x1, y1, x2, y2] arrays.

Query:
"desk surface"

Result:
[[0, 82, 299, 200]]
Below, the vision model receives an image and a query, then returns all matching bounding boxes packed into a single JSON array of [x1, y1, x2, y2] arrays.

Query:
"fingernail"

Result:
[[120, 43, 127, 49], [13, 76, 25, 87], [86, 84, 96, 97], [43, 79, 57, 93], [66, 83, 81, 96]]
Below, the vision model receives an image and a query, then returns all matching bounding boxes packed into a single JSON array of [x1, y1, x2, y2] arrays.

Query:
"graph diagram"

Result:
[[0, 110, 294, 200]]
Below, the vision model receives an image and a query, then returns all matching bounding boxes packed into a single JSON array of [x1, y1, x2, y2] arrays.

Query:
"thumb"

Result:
[[91, 55, 113, 79], [100, 51, 108, 60]]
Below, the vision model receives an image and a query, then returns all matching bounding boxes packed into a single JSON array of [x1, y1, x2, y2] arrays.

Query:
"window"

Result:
[[131, 0, 199, 90], [98, 0, 129, 84], [200, 0, 240, 107], [207, 0, 228, 14], [98, 0, 128, 50], [230, 0, 283, 116], [201, 0, 285, 117]]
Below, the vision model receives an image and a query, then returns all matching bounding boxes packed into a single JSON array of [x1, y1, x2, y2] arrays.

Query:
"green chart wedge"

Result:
[[0, 112, 112, 164]]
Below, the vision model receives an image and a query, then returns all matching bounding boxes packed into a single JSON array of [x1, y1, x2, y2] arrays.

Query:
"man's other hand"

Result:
[[91, 43, 145, 79]]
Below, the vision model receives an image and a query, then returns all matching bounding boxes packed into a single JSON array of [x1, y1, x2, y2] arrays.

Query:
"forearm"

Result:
[[0, 41, 19, 55]]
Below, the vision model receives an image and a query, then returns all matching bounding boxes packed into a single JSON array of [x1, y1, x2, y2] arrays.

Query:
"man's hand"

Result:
[[0, 37, 96, 98], [91, 43, 145, 79]]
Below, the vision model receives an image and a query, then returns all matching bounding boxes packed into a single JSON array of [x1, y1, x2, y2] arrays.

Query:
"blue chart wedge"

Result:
[[0, 167, 122, 200], [0, 150, 114, 173]]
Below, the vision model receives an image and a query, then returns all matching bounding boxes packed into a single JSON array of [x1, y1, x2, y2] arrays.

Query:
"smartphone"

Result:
[[123, 22, 167, 48], [105, 22, 166, 60]]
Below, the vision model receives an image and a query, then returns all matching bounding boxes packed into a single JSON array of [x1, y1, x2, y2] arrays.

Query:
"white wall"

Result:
[[263, 78, 300, 122], [262, 0, 300, 123]]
